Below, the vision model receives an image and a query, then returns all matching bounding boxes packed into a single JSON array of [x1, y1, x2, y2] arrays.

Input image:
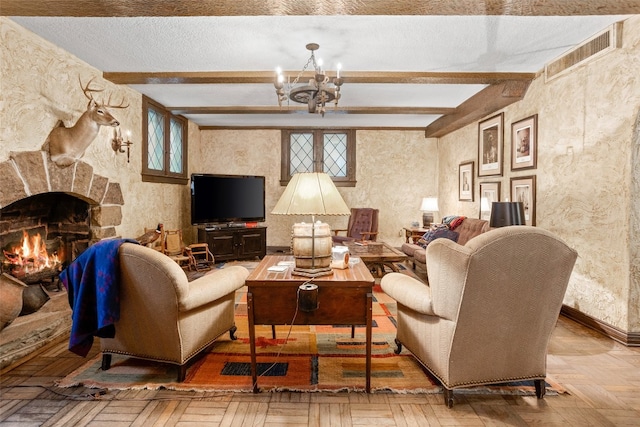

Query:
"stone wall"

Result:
[[0, 17, 190, 242], [0, 151, 124, 240]]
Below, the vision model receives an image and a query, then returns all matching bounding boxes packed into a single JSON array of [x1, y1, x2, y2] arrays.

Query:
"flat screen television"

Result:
[[190, 174, 266, 225]]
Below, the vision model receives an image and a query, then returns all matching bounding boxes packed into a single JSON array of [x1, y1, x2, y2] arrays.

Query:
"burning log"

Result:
[[8, 266, 62, 285], [1, 231, 64, 285]]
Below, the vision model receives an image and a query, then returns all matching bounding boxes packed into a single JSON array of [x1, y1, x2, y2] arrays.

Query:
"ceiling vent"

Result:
[[545, 22, 622, 82]]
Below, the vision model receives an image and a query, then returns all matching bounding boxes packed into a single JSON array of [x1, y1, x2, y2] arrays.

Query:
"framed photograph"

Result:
[[459, 161, 474, 201], [510, 176, 536, 226], [478, 113, 503, 177], [479, 181, 501, 220], [511, 114, 538, 170]]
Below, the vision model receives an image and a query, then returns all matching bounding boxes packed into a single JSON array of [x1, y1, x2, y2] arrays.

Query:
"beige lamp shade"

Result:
[[420, 197, 439, 212], [272, 172, 350, 278], [272, 172, 350, 216], [420, 197, 438, 228]]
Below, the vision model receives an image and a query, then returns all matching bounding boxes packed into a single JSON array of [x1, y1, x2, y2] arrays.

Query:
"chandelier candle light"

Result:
[[274, 43, 344, 116], [272, 172, 351, 277]]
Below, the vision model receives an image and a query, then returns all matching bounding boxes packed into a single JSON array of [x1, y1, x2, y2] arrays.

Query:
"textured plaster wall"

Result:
[[438, 16, 640, 333], [0, 18, 189, 239], [196, 129, 437, 248], [631, 108, 640, 331]]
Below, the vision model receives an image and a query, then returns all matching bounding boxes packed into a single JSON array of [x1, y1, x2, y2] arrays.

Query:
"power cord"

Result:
[[7, 384, 109, 400], [252, 278, 313, 386]]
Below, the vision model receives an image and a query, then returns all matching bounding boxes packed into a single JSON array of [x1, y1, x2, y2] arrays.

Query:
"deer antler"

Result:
[[79, 76, 105, 101], [104, 93, 130, 109], [78, 76, 129, 108]]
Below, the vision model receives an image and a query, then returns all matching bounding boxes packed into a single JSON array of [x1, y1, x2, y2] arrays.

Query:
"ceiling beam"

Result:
[[425, 80, 531, 138], [2, 0, 639, 17], [200, 125, 428, 131], [104, 71, 535, 85], [169, 106, 456, 115]]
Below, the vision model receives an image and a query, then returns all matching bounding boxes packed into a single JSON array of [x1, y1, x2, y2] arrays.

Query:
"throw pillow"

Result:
[[417, 230, 435, 248], [417, 228, 460, 248], [440, 215, 457, 224], [448, 216, 466, 230]]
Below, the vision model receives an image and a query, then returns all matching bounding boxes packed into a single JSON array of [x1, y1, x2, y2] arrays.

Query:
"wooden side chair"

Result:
[[163, 229, 191, 270], [188, 243, 215, 271]]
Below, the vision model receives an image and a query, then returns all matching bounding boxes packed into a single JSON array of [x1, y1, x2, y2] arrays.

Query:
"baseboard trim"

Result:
[[561, 305, 640, 346]]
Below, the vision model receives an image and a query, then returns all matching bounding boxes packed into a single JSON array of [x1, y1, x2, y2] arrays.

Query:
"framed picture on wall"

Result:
[[511, 114, 538, 170], [479, 181, 501, 220], [510, 175, 536, 226], [459, 161, 474, 201], [478, 113, 503, 177]]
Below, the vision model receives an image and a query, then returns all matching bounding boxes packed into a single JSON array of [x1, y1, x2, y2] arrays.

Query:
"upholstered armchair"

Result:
[[332, 208, 379, 244], [381, 226, 577, 407], [100, 243, 249, 381]]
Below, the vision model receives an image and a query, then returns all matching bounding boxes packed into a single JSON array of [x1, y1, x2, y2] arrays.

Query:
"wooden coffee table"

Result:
[[245, 255, 375, 393], [345, 241, 408, 277]]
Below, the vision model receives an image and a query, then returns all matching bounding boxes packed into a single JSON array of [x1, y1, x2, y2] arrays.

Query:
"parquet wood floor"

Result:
[[2, 267, 640, 425]]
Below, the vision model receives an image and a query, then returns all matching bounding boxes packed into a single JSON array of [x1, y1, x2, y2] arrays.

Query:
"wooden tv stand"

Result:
[[197, 226, 266, 262]]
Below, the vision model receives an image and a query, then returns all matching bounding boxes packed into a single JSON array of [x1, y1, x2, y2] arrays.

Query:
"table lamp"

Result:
[[272, 172, 350, 277], [489, 202, 525, 227], [420, 197, 439, 228]]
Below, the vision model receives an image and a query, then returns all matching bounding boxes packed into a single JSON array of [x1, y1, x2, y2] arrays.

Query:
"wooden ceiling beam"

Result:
[[169, 106, 456, 115], [425, 80, 531, 138], [104, 71, 535, 85], [3, 0, 638, 17]]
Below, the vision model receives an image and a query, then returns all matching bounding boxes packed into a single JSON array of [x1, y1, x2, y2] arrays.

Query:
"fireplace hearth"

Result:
[[0, 150, 126, 369]]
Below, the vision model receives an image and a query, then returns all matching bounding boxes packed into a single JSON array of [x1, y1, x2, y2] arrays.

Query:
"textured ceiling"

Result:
[[5, 1, 637, 133]]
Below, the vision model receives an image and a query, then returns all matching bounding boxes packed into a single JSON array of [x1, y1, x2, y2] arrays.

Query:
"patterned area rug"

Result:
[[57, 261, 565, 395]]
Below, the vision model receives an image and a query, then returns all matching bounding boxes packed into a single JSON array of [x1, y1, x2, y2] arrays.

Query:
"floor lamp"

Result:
[[272, 172, 351, 277]]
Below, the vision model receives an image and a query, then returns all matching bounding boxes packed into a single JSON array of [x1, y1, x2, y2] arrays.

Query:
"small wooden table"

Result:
[[403, 227, 428, 243], [245, 255, 375, 393], [345, 241, 408, 277]]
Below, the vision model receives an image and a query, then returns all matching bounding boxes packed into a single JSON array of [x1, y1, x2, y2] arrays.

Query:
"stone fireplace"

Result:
[[0, 150, 125, 369]]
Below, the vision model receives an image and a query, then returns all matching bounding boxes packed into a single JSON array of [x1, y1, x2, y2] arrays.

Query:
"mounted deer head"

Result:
[[42, 76, 129, 167]]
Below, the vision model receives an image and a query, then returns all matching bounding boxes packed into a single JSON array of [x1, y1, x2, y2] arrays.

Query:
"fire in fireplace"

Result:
[[0, 192, 91, 286], [2, 230, 64, 284]]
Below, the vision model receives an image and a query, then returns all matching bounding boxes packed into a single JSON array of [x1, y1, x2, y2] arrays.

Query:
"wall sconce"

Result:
[[111, 127, 133, 162]]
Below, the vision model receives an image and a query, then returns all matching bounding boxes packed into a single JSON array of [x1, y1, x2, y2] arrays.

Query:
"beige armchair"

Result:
[[100, 243, 249, 381], [381, 226, 577, 407]]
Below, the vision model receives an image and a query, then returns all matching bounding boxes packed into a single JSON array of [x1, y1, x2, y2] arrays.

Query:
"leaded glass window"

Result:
[[169, 117, 183, 174], [142, 96, 188, 184], [147, 108, 164, 171], [323, 133, 347, 177], [281, 129, 355, 187], [289, 133, 314, 175]]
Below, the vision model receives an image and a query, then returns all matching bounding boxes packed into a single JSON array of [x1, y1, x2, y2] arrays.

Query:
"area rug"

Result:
[[56, 261, 565, 396]]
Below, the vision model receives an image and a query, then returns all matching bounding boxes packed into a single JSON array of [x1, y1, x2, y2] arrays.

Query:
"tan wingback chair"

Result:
[[100, 243, 249, 381], [381, 226, 577, 407]]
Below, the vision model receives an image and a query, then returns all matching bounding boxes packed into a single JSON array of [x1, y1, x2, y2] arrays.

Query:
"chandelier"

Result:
[[274, 43, 343, 116]]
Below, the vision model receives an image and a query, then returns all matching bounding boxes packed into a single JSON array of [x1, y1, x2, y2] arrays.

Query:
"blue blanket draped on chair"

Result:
[[60, 238, 138, 357]]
